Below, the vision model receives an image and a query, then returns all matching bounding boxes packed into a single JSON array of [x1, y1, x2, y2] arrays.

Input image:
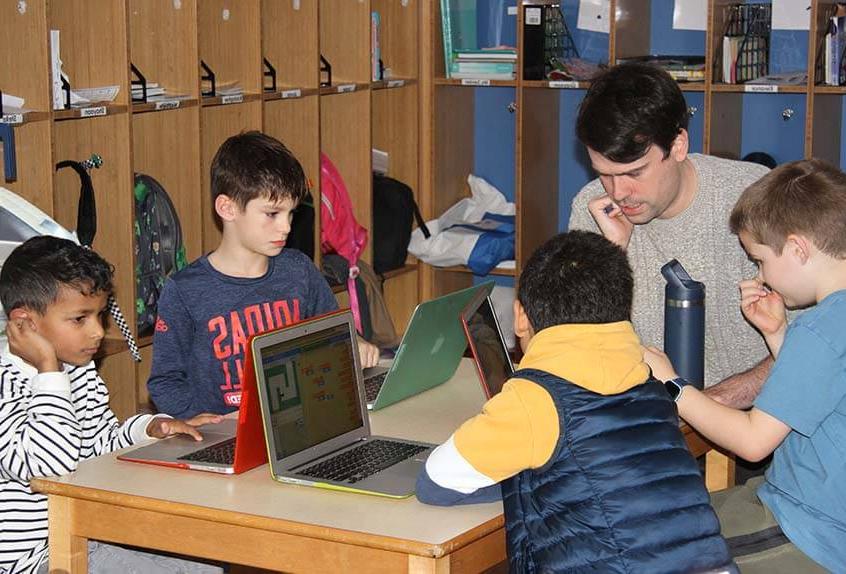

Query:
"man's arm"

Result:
[[704, 356, 772, 409]]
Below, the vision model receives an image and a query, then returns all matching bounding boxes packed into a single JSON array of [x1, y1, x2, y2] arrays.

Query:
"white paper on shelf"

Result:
[[71, 85, 120, 105], [673, 0, 707, 31], [50, 30, 63, 109], [0, 94, 25, 110], [772, 0, 810, 31], [577, 0, 609, 34]]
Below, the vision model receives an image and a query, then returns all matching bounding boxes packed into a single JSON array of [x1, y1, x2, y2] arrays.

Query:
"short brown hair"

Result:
[[730, 158, 846, 257], [210, 131, 308, 209]]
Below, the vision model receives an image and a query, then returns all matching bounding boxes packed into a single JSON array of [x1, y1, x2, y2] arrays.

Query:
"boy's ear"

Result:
[[786, 234, 812, 264], [8, 307, 38, 330], [513, 300, 533, 339], [214, 194, 239, 222]]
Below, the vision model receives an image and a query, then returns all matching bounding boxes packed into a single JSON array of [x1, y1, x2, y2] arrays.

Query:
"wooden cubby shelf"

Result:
[[3, 0, 423, 417]]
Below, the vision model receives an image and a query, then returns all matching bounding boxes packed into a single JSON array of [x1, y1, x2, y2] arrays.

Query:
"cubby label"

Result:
[[548, 81, 579, 89], [387, 80, 405, 88], [222, 94, 244, 104], [337, 84, 356, 93], [1, 113, 23, 125], [744, 85, 778, 93], [281, 89, 302, 99], [154, 100, 181, 111], [80, 106, 107, 118], [461, 78, 491, 86]]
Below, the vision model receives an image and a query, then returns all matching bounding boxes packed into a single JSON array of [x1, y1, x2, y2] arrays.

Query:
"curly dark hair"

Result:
[[517, 231, 633, 332], [0, 236, 114, 315]]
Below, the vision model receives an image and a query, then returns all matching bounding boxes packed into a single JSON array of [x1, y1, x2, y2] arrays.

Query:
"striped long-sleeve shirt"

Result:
[[0, 348, 159, 574]]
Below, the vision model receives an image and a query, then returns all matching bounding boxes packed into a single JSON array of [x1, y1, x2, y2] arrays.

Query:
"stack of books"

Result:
[[449, 49, 517, 80], [823, 4, 846, 86], [616, 55, 705, 83]]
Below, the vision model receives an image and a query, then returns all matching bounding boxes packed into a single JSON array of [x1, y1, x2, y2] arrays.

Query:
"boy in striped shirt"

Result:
[[0, 236, 222, 573]]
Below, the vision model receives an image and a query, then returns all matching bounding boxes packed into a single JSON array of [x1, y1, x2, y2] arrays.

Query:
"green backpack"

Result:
[[134, 173, 187, 337]]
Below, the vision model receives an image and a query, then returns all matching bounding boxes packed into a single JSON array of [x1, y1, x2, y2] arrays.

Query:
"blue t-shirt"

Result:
[[755, 289, 846, 573], [147, 249, 338, 418]]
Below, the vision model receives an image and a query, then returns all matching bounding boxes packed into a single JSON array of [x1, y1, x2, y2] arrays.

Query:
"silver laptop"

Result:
[[252, 310, 435, 498], [461, 287, 515, 399], [363, 282, 493, 410]]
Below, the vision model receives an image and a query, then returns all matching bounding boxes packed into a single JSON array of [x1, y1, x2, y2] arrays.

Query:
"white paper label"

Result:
[[461, 78, 491, 86], [548, 80, 580, 88], [526, 7, 542, 25], [1, 113, 24, 124], [281, 89, 301, 99], [80, 106, 107, 117], [337, 84, 356, 93], [744, 85, 778, 93], [221, 94, 244, 104], [154, 100, 181, 111], [387, 80, 405, 88]]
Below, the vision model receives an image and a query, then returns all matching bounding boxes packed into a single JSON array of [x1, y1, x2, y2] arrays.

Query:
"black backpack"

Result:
[[134, 174, 187, 337], [372, 174, 429, 274], [285, 189, 316, 260]]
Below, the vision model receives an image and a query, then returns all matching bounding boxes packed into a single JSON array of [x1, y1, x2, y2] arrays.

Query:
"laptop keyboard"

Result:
[[177, 437, 236, 465], [364, 371, 387, 403], [297, 439, 428, 484]]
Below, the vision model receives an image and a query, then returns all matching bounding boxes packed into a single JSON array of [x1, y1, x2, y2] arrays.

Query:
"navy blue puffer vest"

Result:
[[502, 369, 733, 573]]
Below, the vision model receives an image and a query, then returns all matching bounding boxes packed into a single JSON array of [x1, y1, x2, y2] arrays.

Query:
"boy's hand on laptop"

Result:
[[357, 337, 380, 368], [641, 346, 678, 382], [6, 312, 60, 373], [146, 413, 224, 441]]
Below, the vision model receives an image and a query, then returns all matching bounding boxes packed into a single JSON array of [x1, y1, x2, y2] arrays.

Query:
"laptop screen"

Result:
[[465, 297, 514, 397], [258, 322, 364, 460]]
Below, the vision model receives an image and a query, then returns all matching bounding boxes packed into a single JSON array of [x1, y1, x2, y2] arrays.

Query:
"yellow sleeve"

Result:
[[452, 378, 559, 482]]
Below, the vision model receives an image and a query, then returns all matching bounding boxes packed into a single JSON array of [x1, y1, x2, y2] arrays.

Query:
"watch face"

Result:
[[664, 380, 681, 401]]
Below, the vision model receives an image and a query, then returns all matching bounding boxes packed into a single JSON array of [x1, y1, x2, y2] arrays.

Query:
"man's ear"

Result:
[[513, 300, 532, 339], [670, 128, 690, 162], [785, 234, 812, 264], [214, 194, 239, 222]]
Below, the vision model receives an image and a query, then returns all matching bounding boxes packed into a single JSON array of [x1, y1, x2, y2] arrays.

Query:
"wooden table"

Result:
[[32, 359, 733, 573]]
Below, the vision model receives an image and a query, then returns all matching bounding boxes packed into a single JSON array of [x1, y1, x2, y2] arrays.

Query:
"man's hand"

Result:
[[146, 413, 223, 441], [587, 196, 634, 250], [6, 313, 59, 373], [642, 346, 679, 382], [357, 337, 380, 368]]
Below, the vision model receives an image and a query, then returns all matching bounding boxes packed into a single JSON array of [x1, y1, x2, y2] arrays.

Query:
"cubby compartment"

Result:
[[263, 95, 321, 258], [53, 113, 134, 332], [320, 89, 372, 261], [129, 0, 200, 111], [319, 0, 372, 90], [1, 0, 50, 116], [372, 0, 419, 83], [49, 0, 129, 115], [199, 101, 263, 252], [198, 0, 261, 104], [262, 0, 318, 95]]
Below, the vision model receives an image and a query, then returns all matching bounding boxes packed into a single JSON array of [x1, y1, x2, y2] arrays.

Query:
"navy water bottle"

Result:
[[661, 259, 705, 390]]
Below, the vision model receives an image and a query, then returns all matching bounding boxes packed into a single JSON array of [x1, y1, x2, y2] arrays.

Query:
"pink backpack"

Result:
[[320, 153, 368, 332]]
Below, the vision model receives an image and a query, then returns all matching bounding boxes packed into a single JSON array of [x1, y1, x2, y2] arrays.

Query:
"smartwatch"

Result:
[[664, 377, 691, 402]]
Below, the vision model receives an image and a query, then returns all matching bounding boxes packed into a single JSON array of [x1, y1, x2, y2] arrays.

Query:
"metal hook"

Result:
[[782, 108, 794, 121], [507, 102, 517, 114], [687, 105, 698, 118]]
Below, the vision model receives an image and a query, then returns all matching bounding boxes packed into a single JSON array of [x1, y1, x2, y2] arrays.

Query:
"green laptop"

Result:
[[363, 282, 494, 410]]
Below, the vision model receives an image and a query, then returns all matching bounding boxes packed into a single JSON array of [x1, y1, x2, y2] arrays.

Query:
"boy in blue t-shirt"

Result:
[[148, 132, 378, 418], [645, 158, 846, 573]]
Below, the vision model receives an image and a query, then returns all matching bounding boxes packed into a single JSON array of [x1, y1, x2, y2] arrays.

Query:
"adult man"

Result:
[[568, 62, 770, 407]]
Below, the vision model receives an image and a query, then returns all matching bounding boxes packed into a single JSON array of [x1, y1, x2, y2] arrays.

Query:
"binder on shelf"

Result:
[[720, 3, 771, 84]]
